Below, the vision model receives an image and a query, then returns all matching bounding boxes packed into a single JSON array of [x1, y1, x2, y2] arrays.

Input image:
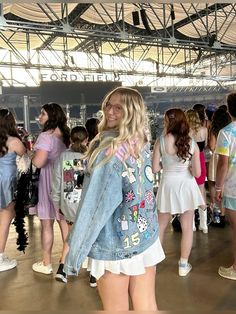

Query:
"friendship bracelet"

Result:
[[215, 189, 222, 192]]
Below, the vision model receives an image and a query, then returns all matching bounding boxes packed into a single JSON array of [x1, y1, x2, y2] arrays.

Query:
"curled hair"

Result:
[[165, 108, 192, 162], [87, 87, 149, 169], [70, 126, 88, 154], [42, 103, 70, 147], [186, 109, 202, 134], [0, 108, 20, 156], [210, 108, 231, 137]]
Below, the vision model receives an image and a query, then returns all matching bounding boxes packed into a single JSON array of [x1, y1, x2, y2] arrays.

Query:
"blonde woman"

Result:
[[64, 87, 165, 311], [186, 109, 208, 233]]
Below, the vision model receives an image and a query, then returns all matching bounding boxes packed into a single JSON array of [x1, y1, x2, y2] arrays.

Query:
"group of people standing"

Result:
[[0, 87, 236, 310]]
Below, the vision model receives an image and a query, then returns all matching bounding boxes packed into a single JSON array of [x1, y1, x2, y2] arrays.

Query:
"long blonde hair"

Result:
[[186, 109, 202, 134], [86, 87, 149, 170]]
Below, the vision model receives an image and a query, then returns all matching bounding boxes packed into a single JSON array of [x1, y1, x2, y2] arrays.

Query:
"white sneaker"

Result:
[[218, 265, 236, 280], [0, 255, 17, 272], [178, 262, 192, 276], [32, 261, 53, 274]]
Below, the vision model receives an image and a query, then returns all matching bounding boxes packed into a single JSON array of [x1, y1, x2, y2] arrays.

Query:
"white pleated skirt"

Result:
[[157, 171, 205, 214], [82, 237, 165, 280]]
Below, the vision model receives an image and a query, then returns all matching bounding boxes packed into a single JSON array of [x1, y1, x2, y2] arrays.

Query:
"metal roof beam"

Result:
[[171, 3, 230, 30]]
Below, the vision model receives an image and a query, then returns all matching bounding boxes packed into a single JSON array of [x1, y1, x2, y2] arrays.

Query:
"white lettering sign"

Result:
[[40, 72, 120, 82]]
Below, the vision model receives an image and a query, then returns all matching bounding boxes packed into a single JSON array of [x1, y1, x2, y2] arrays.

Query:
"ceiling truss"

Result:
[[0, 3, 236, 86]]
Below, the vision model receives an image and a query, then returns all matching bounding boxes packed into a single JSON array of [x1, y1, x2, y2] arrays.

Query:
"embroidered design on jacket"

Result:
[[130, 204, 139, 222], [140, 200, 145, 208], [144, 165, 154, 182], [137, 215, 148, 233], [122, 167, 136, 184], [118, 215, 129, 230], [124, 232, 140, 249], [125, 190, 135, 202], [145, 190, 154, 206]]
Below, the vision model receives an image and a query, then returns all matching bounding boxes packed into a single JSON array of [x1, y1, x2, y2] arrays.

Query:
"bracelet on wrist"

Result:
[[215, 189, 222, 192], [215, 185, 223, 189]]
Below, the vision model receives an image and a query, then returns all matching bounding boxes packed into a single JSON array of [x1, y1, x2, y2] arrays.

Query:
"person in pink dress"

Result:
[[31, 103, 70, 275]]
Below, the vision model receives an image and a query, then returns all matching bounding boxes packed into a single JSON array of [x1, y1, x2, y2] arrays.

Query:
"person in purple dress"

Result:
[[31, 103, 70, 275]]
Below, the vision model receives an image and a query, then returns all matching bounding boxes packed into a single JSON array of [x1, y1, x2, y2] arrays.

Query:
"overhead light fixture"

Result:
[[132, 11, 140, 26]]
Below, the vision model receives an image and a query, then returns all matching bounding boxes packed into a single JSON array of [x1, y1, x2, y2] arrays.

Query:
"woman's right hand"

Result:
[[215, 189, 223, 203]]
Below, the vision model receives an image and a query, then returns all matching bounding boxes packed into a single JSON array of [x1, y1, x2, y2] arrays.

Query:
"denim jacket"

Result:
[[64, 133, 159, 275]]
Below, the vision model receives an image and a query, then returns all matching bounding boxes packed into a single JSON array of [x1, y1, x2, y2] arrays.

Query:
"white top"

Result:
[[157, 135, 205, 214], [216, 121, 236, 198]]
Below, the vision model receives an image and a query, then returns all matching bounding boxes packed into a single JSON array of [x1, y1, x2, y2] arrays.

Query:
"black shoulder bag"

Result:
[[13, 162, 40, 252], [22, 162, 41, 208]]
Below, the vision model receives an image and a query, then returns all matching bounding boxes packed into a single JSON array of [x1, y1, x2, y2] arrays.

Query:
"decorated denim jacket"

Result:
[[64, 137, 159, 276]]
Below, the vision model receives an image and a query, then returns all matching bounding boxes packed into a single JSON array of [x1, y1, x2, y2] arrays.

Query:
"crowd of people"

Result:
[[0, 87, 236, 310]]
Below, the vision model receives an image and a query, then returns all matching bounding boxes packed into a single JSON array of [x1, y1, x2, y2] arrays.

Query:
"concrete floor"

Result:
[[0, 215, 236, 312]]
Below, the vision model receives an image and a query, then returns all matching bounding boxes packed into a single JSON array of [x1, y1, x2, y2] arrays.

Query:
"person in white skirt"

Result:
[[64, 87, 165, 311], [152, 108, 205, 276]]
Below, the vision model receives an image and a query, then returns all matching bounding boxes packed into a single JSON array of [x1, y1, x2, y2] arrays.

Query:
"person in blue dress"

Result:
[[0, 109, 26, 272]]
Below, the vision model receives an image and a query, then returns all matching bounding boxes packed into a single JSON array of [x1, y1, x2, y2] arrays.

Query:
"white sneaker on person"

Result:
[[178, 261, 192, 276], [218, 265, 236, 280], [0, 255, 17, 272], [32, 261, 53, 274], [55, 263, 67, 283]]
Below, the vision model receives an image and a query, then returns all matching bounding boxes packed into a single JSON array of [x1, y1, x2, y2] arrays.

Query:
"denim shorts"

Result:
[[222, 196, 236, 211]]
